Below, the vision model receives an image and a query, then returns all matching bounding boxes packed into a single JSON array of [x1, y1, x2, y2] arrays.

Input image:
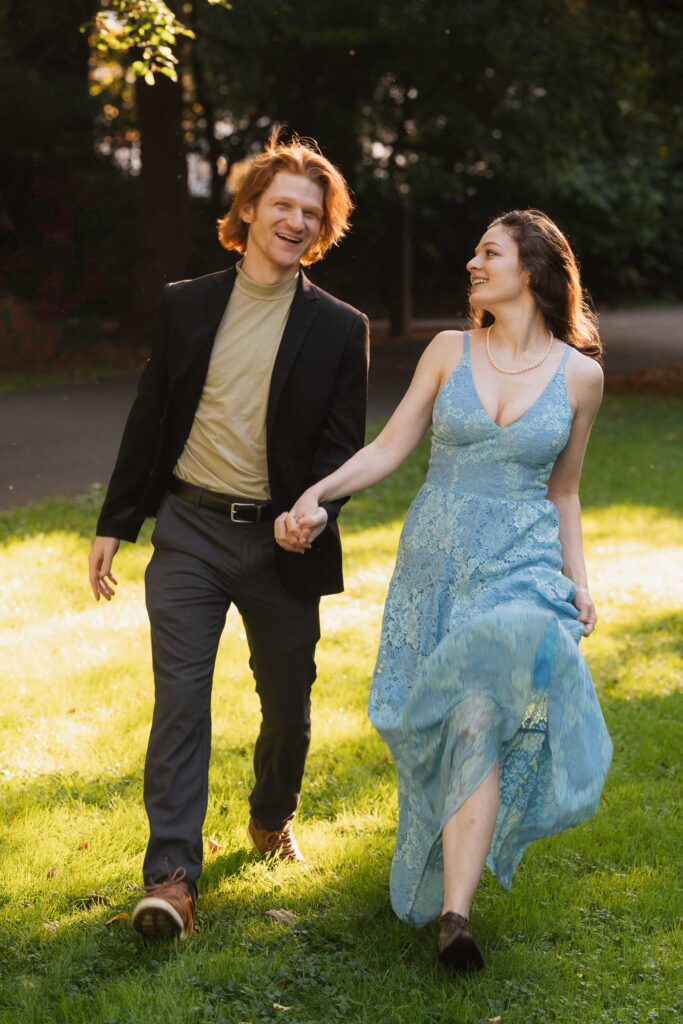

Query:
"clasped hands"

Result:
[[274, 490, 328, 554]]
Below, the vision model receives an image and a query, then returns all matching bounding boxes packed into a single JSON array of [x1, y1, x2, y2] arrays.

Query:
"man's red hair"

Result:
[[217, 130, 353, 265]]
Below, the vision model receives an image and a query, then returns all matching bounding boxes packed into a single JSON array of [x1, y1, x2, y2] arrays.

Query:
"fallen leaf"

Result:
[[82, 891, 106, 905], [489, 1018, 503, 1023], [46, 866, 58, 878], [76, 841, 89, 851], [105, 912, 131, 927], [265, 908, 299, 926], [206, 838, 223, 858], [66, 708, 77, 715], [273, 1005, 291, 1012], [42, 921, 59, 933]]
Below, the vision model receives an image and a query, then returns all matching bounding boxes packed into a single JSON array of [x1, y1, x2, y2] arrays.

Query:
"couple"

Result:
[[88, 132, 612, 971]]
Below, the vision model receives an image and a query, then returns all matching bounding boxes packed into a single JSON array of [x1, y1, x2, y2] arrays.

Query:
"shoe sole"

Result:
[[438, 934, 485, 972], [132, 897, 187, 940]]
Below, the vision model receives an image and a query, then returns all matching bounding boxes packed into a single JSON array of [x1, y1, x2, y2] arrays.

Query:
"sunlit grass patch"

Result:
[[0, 396, 681, 1023]]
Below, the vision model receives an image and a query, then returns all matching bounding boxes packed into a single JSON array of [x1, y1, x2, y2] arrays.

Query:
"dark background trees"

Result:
[[1, 0, 682, 368]]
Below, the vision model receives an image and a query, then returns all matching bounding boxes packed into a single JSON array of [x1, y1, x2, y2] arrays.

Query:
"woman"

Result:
[[275, 209, 613, 972]]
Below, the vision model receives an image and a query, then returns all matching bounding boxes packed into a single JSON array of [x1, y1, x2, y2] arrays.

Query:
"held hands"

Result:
[[274, 490, 328, 554], [574, 585, 597, 636], [88, 536, 120, 601]]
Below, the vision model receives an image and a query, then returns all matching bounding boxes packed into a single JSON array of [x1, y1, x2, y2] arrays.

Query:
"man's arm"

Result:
[[275, 311, 369, 553], [88, 288, 171, 602], [95, 286, 172, 542], [309, 311, 370, 522]]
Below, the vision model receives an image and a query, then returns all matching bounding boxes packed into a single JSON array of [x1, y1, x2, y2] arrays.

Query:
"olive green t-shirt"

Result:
[[174, 262, 298, 499]]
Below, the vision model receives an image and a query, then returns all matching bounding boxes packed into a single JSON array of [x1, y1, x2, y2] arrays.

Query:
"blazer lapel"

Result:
[[267, 271, 319, 427], [171, 268, 235, 384]]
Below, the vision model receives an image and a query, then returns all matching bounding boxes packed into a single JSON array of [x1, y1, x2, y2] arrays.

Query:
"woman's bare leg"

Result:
[[441, 760, 499, 919]]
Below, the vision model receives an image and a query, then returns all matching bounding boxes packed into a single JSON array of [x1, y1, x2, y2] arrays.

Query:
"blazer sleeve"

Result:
[[308, 311, 370, 523], [95, 286, 171, 541]]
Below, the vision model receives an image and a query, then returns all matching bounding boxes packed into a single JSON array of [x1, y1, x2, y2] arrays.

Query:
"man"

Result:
[[88, 132, 369, 940]]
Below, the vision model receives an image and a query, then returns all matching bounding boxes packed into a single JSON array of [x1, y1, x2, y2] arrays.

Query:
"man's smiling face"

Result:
[[241, 171, 325, 282]]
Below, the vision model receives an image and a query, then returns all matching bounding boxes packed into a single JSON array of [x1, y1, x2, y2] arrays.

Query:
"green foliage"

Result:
[[91, 1, 195, 82], [1, 0, 683, 363]]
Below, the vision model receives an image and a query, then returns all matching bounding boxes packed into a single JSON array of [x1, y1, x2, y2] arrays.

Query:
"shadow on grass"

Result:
[[3, 678, 681, 1024]]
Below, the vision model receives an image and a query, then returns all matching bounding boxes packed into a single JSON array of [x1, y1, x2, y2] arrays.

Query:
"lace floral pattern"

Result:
[[369, 334, 613, 927]]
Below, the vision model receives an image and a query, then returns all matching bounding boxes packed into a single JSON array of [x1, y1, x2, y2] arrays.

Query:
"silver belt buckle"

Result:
[[230, 502, 259, 523]]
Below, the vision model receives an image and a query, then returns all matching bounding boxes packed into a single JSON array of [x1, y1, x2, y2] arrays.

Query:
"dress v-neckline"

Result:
[[466, 334, 571, 431]]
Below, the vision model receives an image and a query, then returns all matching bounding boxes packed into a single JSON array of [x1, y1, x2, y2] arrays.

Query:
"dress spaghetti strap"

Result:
[[559, 344, 573, 370], [463, 331, 471, 359]]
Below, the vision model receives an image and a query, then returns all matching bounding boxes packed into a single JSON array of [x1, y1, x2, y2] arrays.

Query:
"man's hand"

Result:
[[274, 490, 328, 554], [88, 536, 120, 601]]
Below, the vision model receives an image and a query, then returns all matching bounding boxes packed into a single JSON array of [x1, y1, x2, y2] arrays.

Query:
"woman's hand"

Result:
[[574, 586, 597, 636], [274, 490, 328, 554]]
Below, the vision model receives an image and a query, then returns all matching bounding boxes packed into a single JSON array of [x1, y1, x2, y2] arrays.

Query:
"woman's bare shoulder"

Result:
[[566, 346, 604, 410], [423, 329, 465, 367], [567, 346, 603, 383]]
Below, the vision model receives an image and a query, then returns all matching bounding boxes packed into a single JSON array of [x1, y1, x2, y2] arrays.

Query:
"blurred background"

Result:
[[1, 0, 682, 375]]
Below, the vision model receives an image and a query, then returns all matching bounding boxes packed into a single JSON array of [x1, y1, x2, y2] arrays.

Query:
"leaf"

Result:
[[42, 921, 59, 933], [207, 838, 223, 858], [105, 912, 131, 927], [489, 1018, 503, 1023], [77, 841, 89, 851], [66, 707, 76, 714], [265, 908, 299, 926], [46, 866, 58, 878], [273, 1006, 292, 1013]]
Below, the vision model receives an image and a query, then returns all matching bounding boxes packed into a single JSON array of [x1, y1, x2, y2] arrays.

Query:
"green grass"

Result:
[[0, 396, 681, 1024]]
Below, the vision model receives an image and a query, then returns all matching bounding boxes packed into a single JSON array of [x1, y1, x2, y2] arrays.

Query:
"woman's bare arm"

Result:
[[546, 351, 604, 633], [275, 332, 462, 552]]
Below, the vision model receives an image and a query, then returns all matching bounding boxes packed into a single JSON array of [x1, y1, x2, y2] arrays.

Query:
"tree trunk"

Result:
[[135, 73, 191, 328]]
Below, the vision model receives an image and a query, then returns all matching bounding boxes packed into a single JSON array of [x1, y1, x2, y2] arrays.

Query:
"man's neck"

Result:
[[241, 250, 300, 287]]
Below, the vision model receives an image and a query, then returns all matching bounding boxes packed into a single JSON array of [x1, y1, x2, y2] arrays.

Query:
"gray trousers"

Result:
[[142, 492, 320, 892]]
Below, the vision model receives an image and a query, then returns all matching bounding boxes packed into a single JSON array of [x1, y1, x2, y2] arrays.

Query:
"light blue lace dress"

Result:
[[369, 332, 613, 927]]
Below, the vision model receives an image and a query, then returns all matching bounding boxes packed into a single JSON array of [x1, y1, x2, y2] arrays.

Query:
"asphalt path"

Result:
[[1, 307, 681, 509]]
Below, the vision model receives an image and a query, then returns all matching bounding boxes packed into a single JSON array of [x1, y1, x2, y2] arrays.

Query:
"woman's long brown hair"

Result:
[[470, 209, 602, 361]]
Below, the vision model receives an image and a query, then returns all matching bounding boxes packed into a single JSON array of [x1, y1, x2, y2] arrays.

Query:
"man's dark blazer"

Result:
[[96, 265, 370, 598]]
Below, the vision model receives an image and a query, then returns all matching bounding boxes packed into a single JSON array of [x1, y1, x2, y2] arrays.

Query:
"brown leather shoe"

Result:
[[247, 818, 305, 862], [132, 866, 194, 939], [438, 912, 485, 971]]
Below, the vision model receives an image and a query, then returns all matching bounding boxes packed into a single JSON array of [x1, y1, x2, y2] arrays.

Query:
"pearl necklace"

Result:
[[486, 325, 554, 375]]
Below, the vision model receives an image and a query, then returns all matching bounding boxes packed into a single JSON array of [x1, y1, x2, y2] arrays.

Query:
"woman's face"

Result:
[[466, 225, 529, 310]]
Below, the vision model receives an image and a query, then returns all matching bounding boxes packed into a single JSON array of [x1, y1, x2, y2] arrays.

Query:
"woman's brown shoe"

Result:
[[438, 912, 485, 971]]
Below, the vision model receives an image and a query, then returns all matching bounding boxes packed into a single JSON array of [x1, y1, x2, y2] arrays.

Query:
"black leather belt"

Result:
[[170, 477, 274, 523]]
